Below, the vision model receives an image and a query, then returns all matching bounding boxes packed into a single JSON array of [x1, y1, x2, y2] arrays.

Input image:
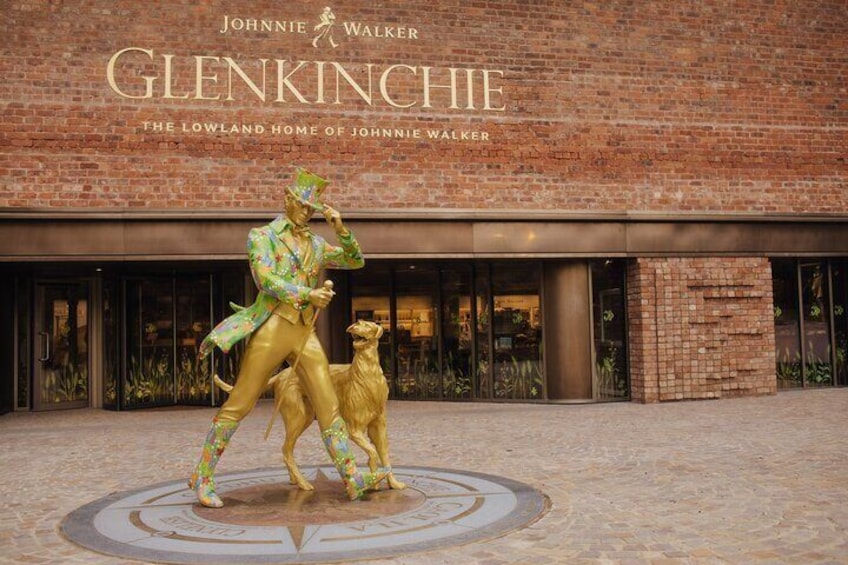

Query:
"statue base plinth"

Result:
[[62, 466, 549, 564]]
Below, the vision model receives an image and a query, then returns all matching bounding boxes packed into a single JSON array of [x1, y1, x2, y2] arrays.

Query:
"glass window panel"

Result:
[[102, 278, 118, 409], [833, 260, 847, 387], [0, 280, 11, 413], [175, 276, 212, 404], [591, 259, 629, 401], [491, 262, 543, 400], [801, 261, 833, 387], [351, 262, 393, 388], [16, 280, 31, 409], [395, 264, 439, 400], [772, 260, 802, 389], [441, 266, 473, 400], [475, 264, 492, 399], [125, 279, 174, 407]]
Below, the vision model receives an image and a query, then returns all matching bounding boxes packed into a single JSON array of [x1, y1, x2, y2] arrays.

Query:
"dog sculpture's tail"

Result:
[[211, 300, 247, 394], [213, 375, 233, 393], [214, 373, 283, 394]]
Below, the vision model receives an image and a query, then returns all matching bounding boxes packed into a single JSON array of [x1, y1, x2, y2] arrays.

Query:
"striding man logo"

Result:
[[312, 6, 339, 48]]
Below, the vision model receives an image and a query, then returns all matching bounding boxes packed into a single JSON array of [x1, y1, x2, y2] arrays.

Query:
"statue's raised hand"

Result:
[[322, 205, 348, 236]]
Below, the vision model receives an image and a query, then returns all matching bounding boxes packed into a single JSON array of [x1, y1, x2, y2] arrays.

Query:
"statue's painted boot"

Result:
[[188, 417, 239, 508], [321, 416, 390, 501]]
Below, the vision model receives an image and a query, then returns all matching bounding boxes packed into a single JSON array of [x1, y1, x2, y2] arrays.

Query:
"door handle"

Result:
[[39, 331, 50, 362]]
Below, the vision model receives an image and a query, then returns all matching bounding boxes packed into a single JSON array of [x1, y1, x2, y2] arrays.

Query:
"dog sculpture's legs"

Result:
[[368, 415, 407, 490], [281, 399, 316, 491], [188, 417, 240, 508], [293, 336, 391, 500], [347, 427, 380, 472], [322, 416, 391, 500]]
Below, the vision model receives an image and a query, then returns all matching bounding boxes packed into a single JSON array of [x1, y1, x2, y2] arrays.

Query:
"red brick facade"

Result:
[[627, 257, 777, 402], [2, 2, 846, 405], [2, 1, 846, 212]]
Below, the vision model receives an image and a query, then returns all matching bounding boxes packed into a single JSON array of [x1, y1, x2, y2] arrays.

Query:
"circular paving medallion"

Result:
[[62, 466, 549, 564]]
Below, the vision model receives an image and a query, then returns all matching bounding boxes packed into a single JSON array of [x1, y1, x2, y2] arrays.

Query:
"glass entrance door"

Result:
[[122, 275, 214, 408], [34, 282, 90, 410]]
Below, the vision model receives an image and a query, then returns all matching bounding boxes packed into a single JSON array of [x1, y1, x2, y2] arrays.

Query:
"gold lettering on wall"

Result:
[[106, 48, 506, 112], [107, 47, 155, 99], [379, 65, 417, 109]]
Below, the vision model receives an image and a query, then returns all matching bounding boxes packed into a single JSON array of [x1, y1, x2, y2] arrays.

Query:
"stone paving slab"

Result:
[[1, 389, 847, 564]]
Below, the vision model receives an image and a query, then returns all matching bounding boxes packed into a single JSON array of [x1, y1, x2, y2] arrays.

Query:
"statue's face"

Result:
[[285, 194, 315, 227]]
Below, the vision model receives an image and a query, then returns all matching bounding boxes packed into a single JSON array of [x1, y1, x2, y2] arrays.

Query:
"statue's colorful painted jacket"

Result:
[[198, 214, 364, 358]]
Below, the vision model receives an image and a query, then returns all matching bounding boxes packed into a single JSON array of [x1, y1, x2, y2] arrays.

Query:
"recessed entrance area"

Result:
[[5, 258, 631, 411], [344, 259, 629, 403]]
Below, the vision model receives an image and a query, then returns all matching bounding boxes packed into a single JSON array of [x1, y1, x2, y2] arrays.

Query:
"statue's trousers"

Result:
[[216, 312, 340, 429]]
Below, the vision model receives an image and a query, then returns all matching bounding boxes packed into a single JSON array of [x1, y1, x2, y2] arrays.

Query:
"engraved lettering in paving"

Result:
[[401, 476, 455, 493], [343, 500, 466, 534], [160, 515, 247, 537]]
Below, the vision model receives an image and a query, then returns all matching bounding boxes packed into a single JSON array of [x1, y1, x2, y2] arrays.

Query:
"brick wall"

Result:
[[1, 0, 846, 212], [627, 257, 777, 402]]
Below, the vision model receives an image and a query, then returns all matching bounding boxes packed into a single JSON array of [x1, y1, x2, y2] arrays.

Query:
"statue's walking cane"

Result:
[[264, 280, 334, 440]]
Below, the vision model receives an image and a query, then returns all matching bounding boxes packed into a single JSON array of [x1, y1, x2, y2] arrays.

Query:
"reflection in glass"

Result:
[[833, 261, 847, 387], [772, 260, 802, 389], [125, 279, 174, 406], [103, 279, 118, 408], [395, 265, 439, 399], [475, 264, 492, 399], [801, 262, 832, 387], [349, 260, 548, 402], [16, 281, 31, 409], [351, 263, 393, 389], [491, 263, 543, 400], [40, 285, 89, 406], [176, 277, 212, 404], [441, 266, 472, 400], [124, 276, 218, 408], [591, 260, 629, 400]]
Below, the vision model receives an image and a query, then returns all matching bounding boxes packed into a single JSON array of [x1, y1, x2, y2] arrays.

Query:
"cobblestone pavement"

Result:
[[1, 389, 847, 564]]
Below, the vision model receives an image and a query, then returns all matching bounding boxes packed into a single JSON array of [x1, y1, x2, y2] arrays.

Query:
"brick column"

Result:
[[626, 257, 777, 403]]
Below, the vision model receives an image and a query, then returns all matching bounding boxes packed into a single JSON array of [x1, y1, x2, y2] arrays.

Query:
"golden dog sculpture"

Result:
[[272, 320, 406, 492], [215, 320, 405, 492]]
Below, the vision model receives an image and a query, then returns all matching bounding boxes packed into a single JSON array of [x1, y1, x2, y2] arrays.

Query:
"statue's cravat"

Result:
[[291, 225, 311, 238], [291, 225, 313, 266]]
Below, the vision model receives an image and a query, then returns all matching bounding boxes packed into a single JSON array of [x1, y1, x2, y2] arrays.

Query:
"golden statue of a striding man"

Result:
[[188, 168, 389, 508]]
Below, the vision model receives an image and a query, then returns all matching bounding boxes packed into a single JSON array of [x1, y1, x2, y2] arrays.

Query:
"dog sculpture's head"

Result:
[[346, 320, 384, 350]]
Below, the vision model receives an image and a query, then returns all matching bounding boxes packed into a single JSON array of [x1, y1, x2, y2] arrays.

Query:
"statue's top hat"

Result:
[[287, 168, 328, 211]]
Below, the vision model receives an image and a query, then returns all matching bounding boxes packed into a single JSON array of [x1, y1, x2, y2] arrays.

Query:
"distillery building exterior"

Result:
[[1, 1, 846, 413]]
